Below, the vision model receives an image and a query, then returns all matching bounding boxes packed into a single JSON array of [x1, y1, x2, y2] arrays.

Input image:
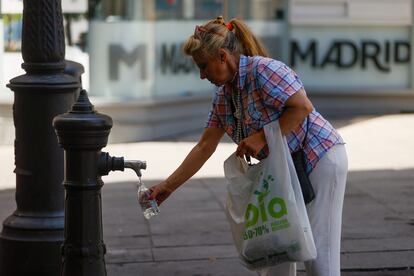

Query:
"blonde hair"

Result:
[[183, 16, 268, 58]]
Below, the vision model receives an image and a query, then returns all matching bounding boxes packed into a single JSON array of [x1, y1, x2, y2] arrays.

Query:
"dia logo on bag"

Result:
[[244, 173, 290, 240]]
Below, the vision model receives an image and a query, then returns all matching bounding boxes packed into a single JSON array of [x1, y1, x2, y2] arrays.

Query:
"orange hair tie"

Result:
[[226, 22, 234, 31]]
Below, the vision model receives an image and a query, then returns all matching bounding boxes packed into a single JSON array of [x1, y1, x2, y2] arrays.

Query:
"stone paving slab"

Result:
[[151, 231, 233, 248], [152, 244, 237, 262], [107, 247, 153, 263], [107, 258, 256, 276], [341, 251, 414, 270], [341, 237, 414, 253]]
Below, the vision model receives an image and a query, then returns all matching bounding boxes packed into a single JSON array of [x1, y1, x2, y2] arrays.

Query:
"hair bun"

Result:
[[215, 15, 226, 26]]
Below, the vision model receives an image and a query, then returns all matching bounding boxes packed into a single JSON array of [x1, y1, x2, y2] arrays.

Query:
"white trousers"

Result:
[[259, 144, 348, 276]]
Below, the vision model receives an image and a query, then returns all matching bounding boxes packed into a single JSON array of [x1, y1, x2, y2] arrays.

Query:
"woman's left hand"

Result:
[[236, 129, 267, 159]]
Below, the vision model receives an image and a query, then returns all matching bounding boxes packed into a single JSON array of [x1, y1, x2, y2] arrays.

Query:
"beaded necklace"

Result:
[[230, 75, 252, 164], [230, 75, 245, 144]]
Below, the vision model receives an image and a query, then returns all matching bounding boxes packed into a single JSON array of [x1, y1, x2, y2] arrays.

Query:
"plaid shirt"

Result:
[[206, 55, 344, 173]]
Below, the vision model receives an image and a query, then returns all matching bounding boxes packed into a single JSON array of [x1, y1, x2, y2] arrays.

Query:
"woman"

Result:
[[150, 16, 348, 276]]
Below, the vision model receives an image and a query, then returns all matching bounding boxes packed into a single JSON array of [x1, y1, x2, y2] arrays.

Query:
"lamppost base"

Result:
[[0, 235, 62, 276], [0, 212, 63, 276]]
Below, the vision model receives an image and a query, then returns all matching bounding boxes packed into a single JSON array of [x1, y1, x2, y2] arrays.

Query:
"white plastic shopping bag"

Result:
[[224, 120, 316, 270]]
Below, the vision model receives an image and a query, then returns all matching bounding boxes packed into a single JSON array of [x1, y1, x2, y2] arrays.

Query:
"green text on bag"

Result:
[[245, 174, 288, 228]]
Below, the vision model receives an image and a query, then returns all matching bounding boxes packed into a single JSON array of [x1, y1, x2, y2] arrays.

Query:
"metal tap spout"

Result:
[[98, 152, 146, 178], [124, 160, 147, 177]]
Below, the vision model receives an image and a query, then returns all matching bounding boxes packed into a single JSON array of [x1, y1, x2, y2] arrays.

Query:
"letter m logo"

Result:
[[109, 44, 147, 80]]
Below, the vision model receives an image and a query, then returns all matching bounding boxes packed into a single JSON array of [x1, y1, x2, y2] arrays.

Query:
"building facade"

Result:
[[0, 0, 413, 144]]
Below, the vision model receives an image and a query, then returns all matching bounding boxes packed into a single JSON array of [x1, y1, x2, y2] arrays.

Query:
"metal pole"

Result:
[[0, 0, 79, 275], [65, 59, 85, 99]]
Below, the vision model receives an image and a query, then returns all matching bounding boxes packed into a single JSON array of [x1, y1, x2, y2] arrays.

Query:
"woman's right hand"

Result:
[[149, 181, 175, 206], [148, 128, 224, 206]]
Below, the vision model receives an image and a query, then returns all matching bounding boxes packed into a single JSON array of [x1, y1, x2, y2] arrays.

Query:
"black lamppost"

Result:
[[0, 0, 79, 275]]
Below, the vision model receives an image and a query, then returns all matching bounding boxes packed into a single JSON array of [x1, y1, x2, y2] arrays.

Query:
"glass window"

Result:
[[245, 0, 285, 20], [89, 0, 286, 22], [3, 14, 23, 52], [193, 0, 223, 19], [155, 0, 183, 20], [91, 0, 136, 20]]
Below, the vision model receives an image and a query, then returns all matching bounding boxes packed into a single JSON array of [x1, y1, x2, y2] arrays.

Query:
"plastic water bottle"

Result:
[[137, 177, 160, 219]]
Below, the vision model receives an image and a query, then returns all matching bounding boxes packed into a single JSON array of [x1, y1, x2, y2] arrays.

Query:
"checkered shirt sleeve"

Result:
[[205, 90, 223, 128], [257, 59, 304, 112]]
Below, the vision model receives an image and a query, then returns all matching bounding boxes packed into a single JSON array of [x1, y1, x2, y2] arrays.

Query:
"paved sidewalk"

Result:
[[0, 114, 414, 275], [2, 171, 412, 275], [107, 168, 414, 275]]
